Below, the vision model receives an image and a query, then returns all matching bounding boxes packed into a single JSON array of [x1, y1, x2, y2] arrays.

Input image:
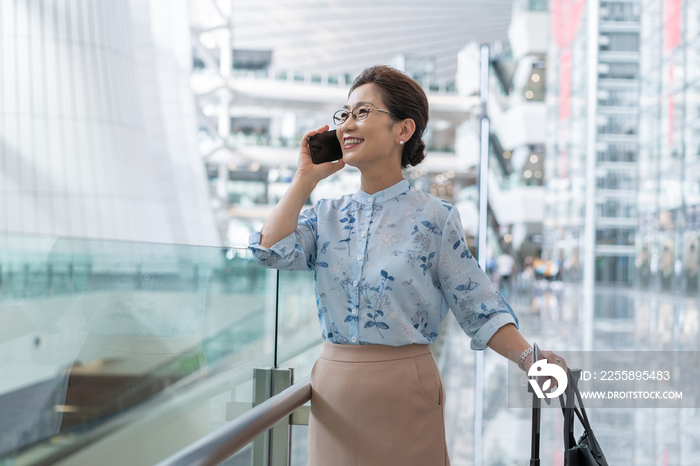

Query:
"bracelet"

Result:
[[518, 347, 533, 372]]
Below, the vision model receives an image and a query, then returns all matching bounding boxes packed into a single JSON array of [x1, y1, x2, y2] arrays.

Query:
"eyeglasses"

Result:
[[332, 104, 396, 126]]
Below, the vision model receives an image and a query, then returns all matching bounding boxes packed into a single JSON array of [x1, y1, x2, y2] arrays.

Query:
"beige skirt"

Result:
[[308, 341, 451, 466]]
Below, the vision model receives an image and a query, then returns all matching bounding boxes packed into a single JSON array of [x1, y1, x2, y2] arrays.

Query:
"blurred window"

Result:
[[596, 171, 637, 190], [598, 62, 639, 80], [597, 143, 637, 162], [232, 49, 272, 77], [527, 0, 549, 11], [600, 2, 641, 22], [597, 115, 639, 135], [596, 198, 637, 217], [598, 89, 638, 107], [596, 227, 636, 245], [227, 180, 267, 205], [404, 57, 436, 85], [230, 117, 271, 146], [513, 0, 549, 12], [599, 33, 640, 52], [595, 255, 634, 283]]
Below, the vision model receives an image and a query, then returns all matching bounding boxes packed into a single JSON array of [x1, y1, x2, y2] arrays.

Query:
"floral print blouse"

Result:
[[248, 178, 518, 349]]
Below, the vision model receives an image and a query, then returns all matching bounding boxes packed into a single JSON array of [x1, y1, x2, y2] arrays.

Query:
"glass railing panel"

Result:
[[275, 270, 325, 466], [276, 270, 323, 373], [0, 233, 277, 466]]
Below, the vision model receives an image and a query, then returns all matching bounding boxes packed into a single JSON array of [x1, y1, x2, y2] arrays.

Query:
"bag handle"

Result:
[[569, 369, 605, 453], [558, 396, 586, 433], [558, 369, 578, 449], [558, 368, 605, 456]]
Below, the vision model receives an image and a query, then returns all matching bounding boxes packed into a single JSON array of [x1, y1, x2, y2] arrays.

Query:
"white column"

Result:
[[474, 42, 490, 466], [583, 0, 600, 352]]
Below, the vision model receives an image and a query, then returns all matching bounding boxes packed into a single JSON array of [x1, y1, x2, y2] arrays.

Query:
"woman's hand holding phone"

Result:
[[296, 125, 345, 183], [259, 125, 344, 248]]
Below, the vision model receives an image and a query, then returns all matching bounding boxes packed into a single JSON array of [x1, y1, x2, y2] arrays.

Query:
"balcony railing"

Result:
[[192, 65, 458, 96]]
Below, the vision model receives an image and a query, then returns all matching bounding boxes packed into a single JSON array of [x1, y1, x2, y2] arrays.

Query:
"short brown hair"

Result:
[[349, 66, 429, 169]]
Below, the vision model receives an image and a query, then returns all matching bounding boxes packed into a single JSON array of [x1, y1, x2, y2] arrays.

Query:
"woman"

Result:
[[249, 65, 566, 466]]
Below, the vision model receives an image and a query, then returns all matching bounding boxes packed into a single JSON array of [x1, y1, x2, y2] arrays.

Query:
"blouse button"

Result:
[[352, 280, 358, 286], [352, 308, 358, 315], [360, 232, 366, 237], [351, 337, 357, 343], [356, 255, 363, 261], [365, 211, 371, 217], [367, 196, 373, 203]]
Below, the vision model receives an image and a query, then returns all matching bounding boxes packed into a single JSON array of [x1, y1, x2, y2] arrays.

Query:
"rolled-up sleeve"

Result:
[[437, 207, 519, 350], [248, 203, 318, 272]]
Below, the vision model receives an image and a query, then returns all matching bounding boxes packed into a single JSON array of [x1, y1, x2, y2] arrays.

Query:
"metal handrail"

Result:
[[155, 376, 312, 466]]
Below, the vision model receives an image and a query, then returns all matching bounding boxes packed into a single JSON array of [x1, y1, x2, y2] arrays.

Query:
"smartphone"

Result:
[[307, 130, 343, 164]]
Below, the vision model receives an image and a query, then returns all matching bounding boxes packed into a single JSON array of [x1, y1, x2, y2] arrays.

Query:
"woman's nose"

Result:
[[338, 113, 357, 131]]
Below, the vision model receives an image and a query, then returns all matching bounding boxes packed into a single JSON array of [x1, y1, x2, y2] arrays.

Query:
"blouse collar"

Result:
[[352, 178, 412, 205]]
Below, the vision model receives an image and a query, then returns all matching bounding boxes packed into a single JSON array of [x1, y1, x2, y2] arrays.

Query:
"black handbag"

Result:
[[558, 368, 609, 466]]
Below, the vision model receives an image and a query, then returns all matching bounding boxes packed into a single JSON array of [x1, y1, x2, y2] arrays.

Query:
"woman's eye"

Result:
[[356, 108, 369, 116]]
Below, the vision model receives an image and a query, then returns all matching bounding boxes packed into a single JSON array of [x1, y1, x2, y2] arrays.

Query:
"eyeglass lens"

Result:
[[333, 105, 371, 125]]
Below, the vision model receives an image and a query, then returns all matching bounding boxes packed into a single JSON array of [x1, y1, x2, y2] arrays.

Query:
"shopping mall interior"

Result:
[[1, 0, 699, 464]]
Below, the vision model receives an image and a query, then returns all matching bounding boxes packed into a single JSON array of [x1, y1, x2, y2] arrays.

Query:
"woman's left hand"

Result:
[[523, 350, 568, 391]]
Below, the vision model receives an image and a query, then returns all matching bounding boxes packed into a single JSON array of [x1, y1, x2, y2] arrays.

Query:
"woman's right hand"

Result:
[[295, 125, 345, 183]]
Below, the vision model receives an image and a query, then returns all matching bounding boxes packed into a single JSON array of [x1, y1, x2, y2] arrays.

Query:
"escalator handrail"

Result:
[[155, 376, 312, 466]]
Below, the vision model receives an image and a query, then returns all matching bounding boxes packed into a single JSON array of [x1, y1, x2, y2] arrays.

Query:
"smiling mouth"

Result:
[[344, 138, 364, 149]]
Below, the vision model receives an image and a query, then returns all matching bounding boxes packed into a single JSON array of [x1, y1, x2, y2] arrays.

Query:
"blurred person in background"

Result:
[[496, 249, 517, 298], [686, 235, 699, 294], [248, 65, 566, 466], [660, 238, 674, 290], [520, 255, 535, 293]]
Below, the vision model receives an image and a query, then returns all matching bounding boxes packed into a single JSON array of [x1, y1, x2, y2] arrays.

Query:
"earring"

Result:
[[399, 141, 404, 145]]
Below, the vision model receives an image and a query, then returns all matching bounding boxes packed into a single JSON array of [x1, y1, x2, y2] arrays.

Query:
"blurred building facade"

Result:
[[544, 0, 641, 284], [637, 0, 700, 295], [543, 0, 700, 295], [0, 0, 220, 246]]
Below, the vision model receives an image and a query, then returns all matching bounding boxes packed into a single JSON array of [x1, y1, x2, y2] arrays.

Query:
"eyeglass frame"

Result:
[[332, 103, 398, 126]]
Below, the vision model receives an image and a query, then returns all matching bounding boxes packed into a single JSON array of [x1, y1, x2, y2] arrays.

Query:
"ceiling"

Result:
[[192, 0, 515, 83]]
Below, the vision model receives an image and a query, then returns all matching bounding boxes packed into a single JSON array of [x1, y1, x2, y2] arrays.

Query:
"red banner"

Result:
[[558, 49, 572, 120], [551, 0, 586, 49], [663, 0, 682, 52], [551, 0, 585, 179], [664, 0, 681, 146], [550, 0, 585, 121]]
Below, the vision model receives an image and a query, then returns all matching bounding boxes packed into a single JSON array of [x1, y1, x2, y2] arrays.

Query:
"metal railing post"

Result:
[[156, 377, 312, 466], [270, 370, 293, 466], [252, 369, 272, 466], [252, 367, 295, 466]]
